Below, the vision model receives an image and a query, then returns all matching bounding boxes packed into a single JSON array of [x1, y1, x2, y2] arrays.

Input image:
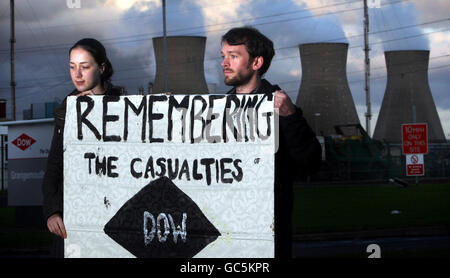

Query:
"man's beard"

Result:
[[224, 71, 254, 87], [224, 65, 255, 87]]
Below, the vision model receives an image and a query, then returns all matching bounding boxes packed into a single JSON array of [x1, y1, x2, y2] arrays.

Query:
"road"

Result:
[[1, 235, 450, 258], [293, 235, 450, 258]]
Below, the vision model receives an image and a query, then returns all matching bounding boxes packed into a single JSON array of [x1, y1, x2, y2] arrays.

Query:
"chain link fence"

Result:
[[305, 137, 450, 182]]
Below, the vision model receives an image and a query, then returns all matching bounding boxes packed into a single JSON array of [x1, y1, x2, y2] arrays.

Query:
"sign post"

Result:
[[402, 123, 427, 180]]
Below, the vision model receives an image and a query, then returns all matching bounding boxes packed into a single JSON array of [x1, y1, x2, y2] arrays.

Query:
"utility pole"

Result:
[[363, 0, 371, 136], [10, 0, 16, 121], [162, 0, 168, 93]]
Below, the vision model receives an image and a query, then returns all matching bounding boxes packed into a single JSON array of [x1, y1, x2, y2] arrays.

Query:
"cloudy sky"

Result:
[[0, 0, 449, 138]]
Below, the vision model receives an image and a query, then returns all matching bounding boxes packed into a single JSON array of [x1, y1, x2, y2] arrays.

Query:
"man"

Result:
[[221, 26, 322, 258]]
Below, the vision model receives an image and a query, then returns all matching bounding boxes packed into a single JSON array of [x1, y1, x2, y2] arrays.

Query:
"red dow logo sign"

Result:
[[12, 133, 36, 151]]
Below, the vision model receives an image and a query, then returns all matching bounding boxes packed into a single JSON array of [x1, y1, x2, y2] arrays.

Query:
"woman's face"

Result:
[[69, 47, 104, 93]]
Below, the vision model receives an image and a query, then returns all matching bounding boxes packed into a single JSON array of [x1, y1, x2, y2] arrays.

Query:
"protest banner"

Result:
[[63, 94, 275, 258]]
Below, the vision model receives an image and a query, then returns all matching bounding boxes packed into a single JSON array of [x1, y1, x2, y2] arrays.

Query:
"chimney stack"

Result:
[[373, 50, 446, 143], [152, 36, 208, 94], [296, 43, 360, 136]]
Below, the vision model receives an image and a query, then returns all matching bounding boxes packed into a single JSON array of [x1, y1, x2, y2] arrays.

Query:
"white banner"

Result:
[[63, 94, 275, 258]]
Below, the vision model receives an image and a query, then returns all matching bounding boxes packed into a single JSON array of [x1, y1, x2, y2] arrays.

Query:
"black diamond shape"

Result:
[[104, 176, 221, 258]]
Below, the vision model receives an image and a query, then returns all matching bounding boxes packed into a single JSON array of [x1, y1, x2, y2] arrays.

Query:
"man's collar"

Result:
[[227, 79, 274, 95]]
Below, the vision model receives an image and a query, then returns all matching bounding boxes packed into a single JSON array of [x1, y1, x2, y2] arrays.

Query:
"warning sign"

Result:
[[406, 154, 424, 176], [402, 123, 428, 154]]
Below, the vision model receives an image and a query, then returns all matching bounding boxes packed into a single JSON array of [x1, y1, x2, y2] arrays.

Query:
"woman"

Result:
[[42, 38, 125, 257]]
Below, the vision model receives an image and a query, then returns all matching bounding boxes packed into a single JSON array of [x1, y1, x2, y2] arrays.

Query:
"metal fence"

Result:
[[305, 140, 450, 182]]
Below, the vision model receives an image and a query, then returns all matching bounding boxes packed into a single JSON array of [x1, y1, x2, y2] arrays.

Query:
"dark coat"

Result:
[[228, 79, 322, 258], [42, 84, 125, 221]]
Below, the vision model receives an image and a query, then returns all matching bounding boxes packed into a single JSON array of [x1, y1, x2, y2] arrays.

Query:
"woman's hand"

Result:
[[47, 213, 67, 239], [76, 90, 103, 96], [76, 91, 94, 96]]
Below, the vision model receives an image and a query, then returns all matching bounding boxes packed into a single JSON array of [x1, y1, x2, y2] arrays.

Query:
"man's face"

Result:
[[221, 42, 256, 87]]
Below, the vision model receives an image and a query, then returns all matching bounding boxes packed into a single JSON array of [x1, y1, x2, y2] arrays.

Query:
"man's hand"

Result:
[[274, 90, 296, 116], [47, 213, 67, 239]]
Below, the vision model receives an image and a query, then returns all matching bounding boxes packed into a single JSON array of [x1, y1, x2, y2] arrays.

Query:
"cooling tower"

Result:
[[296, 43, 360, 136], [373, 50, 446, 143], [152, 36, 208, 94]]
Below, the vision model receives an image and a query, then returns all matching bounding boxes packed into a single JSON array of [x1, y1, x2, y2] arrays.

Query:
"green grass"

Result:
[[0, 230, 53, 249], [293, 183, 450, 234], [0, 207, 53, 250], [0, 207, 15, 227]]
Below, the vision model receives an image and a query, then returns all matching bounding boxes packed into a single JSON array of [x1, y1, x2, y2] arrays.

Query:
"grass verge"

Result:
[[293, 183, 450, 234], [0, 230, 53, 249]]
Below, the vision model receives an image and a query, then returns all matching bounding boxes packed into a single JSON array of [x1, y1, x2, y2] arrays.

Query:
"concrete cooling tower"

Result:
[[373, 50, 446, 143], [296, 43, 360, 136], [152, 36, 208, 94]]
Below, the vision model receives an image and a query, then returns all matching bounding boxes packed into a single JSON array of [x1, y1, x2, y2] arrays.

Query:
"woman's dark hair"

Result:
[[221, 26, 275, 76], [69, 38, 113, 83]]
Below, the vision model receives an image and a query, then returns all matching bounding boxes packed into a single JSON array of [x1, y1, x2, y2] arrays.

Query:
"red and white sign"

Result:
[[406, 154, 424, 176], [12, 133, 36, 151], [402, 123, 428, 154]]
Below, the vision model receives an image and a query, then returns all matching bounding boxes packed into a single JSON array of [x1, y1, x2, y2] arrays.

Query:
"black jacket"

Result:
[[227, 79, 321, 181], [42, 84, 125, 221], [228, 79, 322, 258]]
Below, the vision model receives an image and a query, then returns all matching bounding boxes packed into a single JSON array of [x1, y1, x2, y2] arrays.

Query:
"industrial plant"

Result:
[[295, 42, 360, 137], [152, 36, 209, 95], [373, 50, 446, 143], [2, 34, 449, 184]]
